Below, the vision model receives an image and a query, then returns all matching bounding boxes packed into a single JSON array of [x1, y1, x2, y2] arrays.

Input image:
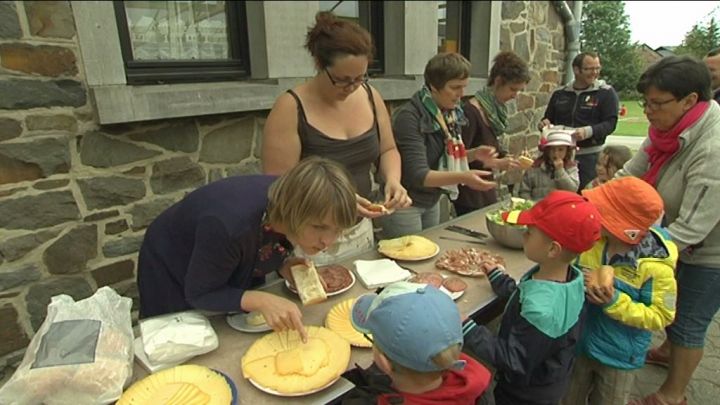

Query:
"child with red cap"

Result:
[[562, 177, 678, 405], [463, 190, 602, 405], [517, 129, 580, 201]]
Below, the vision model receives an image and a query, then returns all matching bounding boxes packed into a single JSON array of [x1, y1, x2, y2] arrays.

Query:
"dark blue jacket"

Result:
[[463, 265, 586, 405], [542, 80, 619, 150], [137, 175, 291, 318]]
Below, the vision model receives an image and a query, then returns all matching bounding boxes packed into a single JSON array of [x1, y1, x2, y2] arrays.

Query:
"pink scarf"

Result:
[[642, 101, 709, 186]]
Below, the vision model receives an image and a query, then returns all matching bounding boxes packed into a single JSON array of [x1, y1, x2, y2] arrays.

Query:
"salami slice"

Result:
[[442, 276, 468, 293], [408, 272, 444, 289], [317, 265, 353, 293]]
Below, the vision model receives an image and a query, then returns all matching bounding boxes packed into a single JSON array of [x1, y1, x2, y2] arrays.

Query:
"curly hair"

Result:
[[305, 11, 374, 69], [488, 51, 530, 86]]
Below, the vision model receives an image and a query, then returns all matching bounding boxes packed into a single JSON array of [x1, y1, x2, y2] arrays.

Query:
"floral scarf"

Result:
[[418, 86, 469, 200], [642, 101, 709, 186], [474, 86, 508, 137]]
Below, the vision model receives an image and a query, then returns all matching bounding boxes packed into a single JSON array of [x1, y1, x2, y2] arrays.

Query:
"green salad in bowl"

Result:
[[486, 198, 534, 225], [485, 198, 535, 249]]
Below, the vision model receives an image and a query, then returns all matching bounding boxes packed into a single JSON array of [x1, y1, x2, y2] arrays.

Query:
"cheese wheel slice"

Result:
[[325, 298, 372, 348], [117, 364, 231, 405], [378, 235, 438, 260], [241, 326, 350, 394]]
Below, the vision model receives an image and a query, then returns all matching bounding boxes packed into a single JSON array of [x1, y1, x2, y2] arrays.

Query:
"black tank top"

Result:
[[287, 84, 380, 198]]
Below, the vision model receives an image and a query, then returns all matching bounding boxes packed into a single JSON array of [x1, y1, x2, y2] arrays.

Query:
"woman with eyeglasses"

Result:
[[621, 56, 720, 405], [377, 53, 497, 238], [262, 11, 411, 265]]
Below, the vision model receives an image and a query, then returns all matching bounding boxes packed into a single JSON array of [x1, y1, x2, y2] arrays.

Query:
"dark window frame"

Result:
[[459, 1, 472, 58], [324, 1, 384, 74], [113, 1, 250, 85], [363, 1, 384, 74]]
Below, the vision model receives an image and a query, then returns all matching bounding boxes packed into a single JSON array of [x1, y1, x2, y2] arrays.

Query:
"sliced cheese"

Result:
[[291, 262, 327, 305], [241, 326, 350, 394], [378, 235, 438, 260], [325, 298, 372, 348], [117, 364, 231, 405]]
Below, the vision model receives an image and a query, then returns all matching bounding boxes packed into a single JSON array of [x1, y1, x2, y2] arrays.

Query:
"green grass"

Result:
[[615, 100, 649, 137]]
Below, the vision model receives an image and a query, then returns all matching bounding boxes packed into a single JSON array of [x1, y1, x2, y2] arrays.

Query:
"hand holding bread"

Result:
[[584, 265, 615, 305]]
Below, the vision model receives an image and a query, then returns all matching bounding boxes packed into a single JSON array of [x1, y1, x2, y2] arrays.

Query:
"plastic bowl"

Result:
[[485, 215, 526, 250]]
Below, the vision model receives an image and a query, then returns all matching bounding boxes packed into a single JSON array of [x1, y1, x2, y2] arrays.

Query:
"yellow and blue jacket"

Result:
[[576, 226, 678, 370]]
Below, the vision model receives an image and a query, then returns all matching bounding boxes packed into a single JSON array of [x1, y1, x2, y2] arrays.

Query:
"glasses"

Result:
[[363, 333, 374, 344], [581, 67, 602, 72], [325, 68, 369, 89], [638, 98, 676, 111]]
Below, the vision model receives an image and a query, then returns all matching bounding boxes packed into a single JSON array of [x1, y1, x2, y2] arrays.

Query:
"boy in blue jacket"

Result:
[[562, 177, 677, 405], [463, 190, 602, 405]]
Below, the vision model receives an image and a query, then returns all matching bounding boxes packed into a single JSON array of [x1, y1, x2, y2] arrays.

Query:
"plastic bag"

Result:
[[136, 311, 218, 370], [0, 287, 134, 405]]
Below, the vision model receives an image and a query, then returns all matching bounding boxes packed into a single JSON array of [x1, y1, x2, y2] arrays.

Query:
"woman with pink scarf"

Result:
[[621, 56, 720, 405]]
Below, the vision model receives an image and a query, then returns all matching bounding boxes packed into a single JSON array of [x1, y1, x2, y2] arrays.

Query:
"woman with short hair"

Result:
[[378, 53, 497, 238], [137, 157, 358, 342], [622, 55, 720, 405]]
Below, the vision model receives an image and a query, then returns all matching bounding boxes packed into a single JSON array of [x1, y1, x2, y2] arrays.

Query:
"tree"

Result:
[[675, 18, 720, 58], [580, 1, 643, 97]]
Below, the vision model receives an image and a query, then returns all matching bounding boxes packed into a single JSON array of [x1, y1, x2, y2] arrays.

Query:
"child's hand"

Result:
[[480, 259, 502, 275], [553, 158, 564, 170], [585, 284, 615, 305]]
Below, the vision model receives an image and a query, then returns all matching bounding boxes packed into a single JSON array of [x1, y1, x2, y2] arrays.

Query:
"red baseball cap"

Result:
[[502, 191, 602, 253]]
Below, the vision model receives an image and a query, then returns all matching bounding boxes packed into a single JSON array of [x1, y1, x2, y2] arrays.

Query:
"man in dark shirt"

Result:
[[540, 52, 619, 190]]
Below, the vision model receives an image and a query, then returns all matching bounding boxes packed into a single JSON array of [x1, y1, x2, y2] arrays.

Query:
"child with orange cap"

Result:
[[463, 190, 602, 405], [561, 177, 678, 405]]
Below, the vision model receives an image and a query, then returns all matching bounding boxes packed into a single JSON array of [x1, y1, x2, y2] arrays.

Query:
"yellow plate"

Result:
[[325, 298, 372, 348]]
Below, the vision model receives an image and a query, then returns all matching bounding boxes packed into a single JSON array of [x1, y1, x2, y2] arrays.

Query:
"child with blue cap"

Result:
[[344, 281, 492, 404]]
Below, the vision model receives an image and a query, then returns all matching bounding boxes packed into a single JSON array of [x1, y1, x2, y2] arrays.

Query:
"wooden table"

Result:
[[130, 203, 533, 404]]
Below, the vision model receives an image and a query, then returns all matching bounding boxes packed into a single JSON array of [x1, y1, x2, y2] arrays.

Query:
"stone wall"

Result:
[[499, 1, 567, 183], [0, 0, 567, 383], [0, 1, 266, 382]]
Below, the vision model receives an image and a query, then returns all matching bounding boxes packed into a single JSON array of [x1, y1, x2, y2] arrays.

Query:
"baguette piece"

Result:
[[290, 262, 328, 305], [518, 155, 534, 169]]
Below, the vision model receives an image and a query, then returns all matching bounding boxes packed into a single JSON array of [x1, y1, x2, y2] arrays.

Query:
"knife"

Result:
[[445, 225, 488, 239], [439, 236, 486, 245]]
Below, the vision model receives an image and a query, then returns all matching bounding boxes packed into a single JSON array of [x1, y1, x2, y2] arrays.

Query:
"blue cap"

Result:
[[351, 281, 465, 372]]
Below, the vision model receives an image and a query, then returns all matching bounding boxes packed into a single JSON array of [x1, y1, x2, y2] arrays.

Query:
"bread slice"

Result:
[[290, 262, 328, 305], [518, 155, 534, 169]]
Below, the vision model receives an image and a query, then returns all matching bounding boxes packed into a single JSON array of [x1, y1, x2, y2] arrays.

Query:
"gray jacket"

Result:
[[517, 164, 579, 201], [391, 92, 468, 209], [618, 101, 720, 267]]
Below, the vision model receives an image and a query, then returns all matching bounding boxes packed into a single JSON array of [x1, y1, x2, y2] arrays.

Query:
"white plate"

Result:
[[248, 376, 340, 397], [226, 313, 272, 333], [380, 243, 440, 262], [285, 270, 356, 297], [439, 285, 464, 301]]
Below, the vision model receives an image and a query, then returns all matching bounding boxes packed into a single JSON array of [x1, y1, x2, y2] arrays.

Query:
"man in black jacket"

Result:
[[540, 52, 619, 190]]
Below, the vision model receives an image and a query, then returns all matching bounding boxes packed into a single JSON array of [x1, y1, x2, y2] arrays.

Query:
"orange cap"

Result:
[[582, 177, 663, 244]]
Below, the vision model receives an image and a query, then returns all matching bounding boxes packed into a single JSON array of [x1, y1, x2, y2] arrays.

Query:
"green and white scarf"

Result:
[[474, 86, 508, 137], [418, 85, 469, 200]]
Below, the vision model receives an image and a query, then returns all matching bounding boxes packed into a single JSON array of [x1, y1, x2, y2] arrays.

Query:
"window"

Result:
[[114, 1, 250, 84], [319, 1, 385, 74], [437, 1, 471, 57]]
